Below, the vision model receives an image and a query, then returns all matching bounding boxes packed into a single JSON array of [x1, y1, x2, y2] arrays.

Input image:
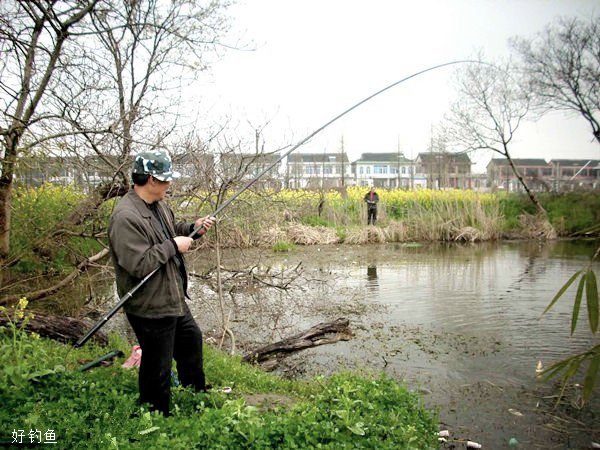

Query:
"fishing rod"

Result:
[[74, 59, 480, 348]]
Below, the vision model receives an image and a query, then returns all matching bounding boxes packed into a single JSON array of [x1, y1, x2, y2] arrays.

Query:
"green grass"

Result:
[[0, 308, 439, 449], [272, 241, 296, 252], [300, 215, 335, 228], [498, 192, 600, 234]]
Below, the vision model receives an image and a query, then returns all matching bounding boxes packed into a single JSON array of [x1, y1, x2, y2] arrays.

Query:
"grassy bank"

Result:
[[0, 303, 438, 449], [165, 186, 600, 247], [6, 184, 600, 275]]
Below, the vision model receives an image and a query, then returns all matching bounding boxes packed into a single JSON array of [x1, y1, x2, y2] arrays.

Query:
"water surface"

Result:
[[186, 240, 599, 448]]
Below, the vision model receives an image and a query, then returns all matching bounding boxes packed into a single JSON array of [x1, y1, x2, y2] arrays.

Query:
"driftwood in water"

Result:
[[0, 311, 108, 346], [243, 318, 351, 364]]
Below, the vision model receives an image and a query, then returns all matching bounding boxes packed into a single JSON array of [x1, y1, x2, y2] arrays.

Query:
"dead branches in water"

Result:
[[243, 318, 352, 364], [190, 262, 304, 294], [0, 248, 110, 306]]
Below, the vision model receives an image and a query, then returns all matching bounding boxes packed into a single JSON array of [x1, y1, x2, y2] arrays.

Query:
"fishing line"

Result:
[[75, 58, 485, 347]]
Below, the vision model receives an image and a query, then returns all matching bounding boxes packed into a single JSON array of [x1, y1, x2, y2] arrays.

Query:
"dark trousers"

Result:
[[367, 207, 377, 225], [126, 306, 206, 416]]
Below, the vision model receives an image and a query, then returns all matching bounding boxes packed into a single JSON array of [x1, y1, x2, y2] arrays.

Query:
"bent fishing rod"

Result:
[[75, 59, 480, 348]]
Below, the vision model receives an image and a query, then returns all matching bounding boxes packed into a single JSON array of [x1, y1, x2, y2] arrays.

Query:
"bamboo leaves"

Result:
[[543, 270, 581, 316], [583, 346, 600, 403], [573, 274, 586, 335], [544, 268, 599, 335], [586, 270, 598, 334], [541, 247, 600, 405]]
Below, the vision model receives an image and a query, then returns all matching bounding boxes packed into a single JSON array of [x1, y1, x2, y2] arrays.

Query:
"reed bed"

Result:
[[176, 187, 507, 247], [286, 223, 339, 245], [345, 226, 387, 244]]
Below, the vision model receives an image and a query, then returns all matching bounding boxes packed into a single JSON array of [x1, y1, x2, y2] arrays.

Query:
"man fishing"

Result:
[[108, 149, 216, 416], [364, 187, 379, 225]]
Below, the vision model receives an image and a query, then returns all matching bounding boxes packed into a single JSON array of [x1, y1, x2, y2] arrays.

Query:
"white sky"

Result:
[[193, 0, 599, 173]]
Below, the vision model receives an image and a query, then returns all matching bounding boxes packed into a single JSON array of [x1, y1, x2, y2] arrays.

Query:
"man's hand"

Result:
[[173, 236, 193, 253], [194, 216, 217, 233]]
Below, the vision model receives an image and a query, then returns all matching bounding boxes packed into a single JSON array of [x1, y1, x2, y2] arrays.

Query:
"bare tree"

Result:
[[511, 16, 600, 145], [0, 1, 98, 268], [55, 0, 231, 208], [0, 0, 232, 302], [445, 60, 548, 217]]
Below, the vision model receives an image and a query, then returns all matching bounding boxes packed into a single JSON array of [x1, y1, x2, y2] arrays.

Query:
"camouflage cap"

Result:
[[132, 150, 181, 182]]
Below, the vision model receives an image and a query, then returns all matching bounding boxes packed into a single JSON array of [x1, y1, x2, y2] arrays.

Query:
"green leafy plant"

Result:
[[300, 215, 334, 228], [0, 298, 41, 387], [541, 246, 600, 405], [272, 241, 295, 252], [0, 299, 69, 389], [0, 330, 438, 449]]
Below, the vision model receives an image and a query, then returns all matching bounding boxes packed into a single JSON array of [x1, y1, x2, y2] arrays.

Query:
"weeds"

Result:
[[272, 242, 296, 252], [0, 312, 439, 449]]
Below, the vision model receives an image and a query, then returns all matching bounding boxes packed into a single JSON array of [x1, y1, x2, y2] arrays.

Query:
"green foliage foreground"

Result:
[[541, 247, 600, 405], [0, 306, 438, 449]]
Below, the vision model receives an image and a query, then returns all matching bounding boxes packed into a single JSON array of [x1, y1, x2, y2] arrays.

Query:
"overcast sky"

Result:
[[194, 0, 599, 173]]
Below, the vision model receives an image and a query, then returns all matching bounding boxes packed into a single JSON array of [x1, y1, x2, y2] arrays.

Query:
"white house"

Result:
[[352, 152, 415, 188], [286, 152, 351, 189]]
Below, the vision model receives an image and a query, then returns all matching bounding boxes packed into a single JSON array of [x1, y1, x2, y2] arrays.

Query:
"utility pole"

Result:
[[397, 136, 401, 189], [340, 135, 345, 187], [321, 148, 326, 190]]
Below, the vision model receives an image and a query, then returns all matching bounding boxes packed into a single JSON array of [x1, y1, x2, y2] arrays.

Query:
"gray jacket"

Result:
[[108, 190, 193, 318]]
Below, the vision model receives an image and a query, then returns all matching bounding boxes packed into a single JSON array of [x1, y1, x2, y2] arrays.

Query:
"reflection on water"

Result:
[[366, 264, 378, 292]]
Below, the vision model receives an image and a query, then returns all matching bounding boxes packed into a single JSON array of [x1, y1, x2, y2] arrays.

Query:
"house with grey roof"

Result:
[[352, 152, 416, 188], [286, 152, 350, 189], [549, 159, 600, 191], [486, 158, 551, 192], [415, 152, 472, 189]]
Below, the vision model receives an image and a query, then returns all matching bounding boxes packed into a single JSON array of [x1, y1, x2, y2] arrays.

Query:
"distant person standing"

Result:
[[364, 187, 379, 225]]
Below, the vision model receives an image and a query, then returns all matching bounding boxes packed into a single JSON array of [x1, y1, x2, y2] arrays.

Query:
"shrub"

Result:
[[10, 184, 96, 273]]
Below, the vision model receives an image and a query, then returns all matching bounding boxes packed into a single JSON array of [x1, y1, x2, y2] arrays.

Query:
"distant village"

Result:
[[16, 151, 600, 193]]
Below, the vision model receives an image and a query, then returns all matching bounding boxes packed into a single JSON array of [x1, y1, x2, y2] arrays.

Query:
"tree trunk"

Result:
[[243, 318, 351, 364], [506, 155, 548, 217], [0, 310, 108, 346], [0, 133, 18, 278], [68, 181, 128, 226]]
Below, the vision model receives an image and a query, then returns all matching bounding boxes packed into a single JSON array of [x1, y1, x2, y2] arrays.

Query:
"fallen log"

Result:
[[243, 318, 351, 364], [0, 310, 108, 346]]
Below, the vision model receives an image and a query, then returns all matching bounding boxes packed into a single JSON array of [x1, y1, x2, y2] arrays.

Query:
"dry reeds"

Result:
[[383, 221, 409, 242], [254, 225, 287, 246], [286, 223, 339, 245], [401, 198, 504, 242], [344, 226, 386, 244], [452, 226, 484, 242], [518, 213, 557, 240]]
